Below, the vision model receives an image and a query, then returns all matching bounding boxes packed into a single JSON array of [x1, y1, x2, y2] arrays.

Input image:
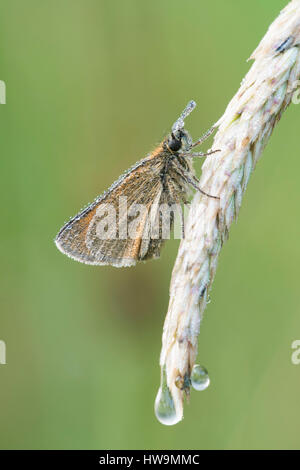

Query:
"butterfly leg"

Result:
[[187, 175, 219, 199], [171, 162, 219, 200], [190, 125, 216, 148], [180, 149, 221, 158]]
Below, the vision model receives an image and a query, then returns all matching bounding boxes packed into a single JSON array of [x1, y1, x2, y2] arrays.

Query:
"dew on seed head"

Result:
[[191, 364, 210, 391], [154, 368, 182, 426], [154, 387, 181, 426]]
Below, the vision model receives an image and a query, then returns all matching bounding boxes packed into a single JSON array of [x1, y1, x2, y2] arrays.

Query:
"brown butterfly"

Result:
[[55, 101, 219, 267]]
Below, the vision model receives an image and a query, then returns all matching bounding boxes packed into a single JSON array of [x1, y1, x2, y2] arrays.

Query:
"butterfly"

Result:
[[55, 100, 219, 267]]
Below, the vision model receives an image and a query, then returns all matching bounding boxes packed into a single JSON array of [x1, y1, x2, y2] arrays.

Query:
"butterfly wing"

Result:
[[55, 151, 172, 267]]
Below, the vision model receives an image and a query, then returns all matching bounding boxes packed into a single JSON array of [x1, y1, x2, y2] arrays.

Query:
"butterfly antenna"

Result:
[[172, 100, 197, 133]]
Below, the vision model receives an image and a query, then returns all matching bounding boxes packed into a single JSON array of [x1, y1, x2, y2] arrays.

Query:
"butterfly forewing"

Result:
[[55, 145, 183, 267]]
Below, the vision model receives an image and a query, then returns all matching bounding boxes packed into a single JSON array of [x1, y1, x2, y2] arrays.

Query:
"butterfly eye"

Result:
[[168, 133, 182, 152]]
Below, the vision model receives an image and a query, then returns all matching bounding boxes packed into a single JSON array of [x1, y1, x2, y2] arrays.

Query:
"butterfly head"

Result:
[[167, 130, 185, 152]]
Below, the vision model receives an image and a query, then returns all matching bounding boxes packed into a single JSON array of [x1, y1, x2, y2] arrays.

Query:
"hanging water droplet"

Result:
[[154, 368, 182, 426], [191, 364, 210, 391], [155, 387, 180, 426]]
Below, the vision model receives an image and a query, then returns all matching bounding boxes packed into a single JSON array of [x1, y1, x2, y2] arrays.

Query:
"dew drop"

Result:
[[154, 368, 182, 426], [191, 364, 210, 391]]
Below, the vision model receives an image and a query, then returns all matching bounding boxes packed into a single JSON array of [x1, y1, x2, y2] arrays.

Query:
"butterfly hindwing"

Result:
[[55, 150, 170, 266]]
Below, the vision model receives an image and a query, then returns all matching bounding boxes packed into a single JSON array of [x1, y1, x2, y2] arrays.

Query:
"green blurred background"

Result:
[[0, 0, 299, 450]]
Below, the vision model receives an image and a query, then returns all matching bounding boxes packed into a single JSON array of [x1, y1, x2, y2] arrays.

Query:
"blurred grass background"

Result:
[[0, 0, 299, 450]]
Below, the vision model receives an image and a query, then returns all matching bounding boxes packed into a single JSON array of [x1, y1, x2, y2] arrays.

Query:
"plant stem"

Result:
[[156, 0, 300, 425]]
